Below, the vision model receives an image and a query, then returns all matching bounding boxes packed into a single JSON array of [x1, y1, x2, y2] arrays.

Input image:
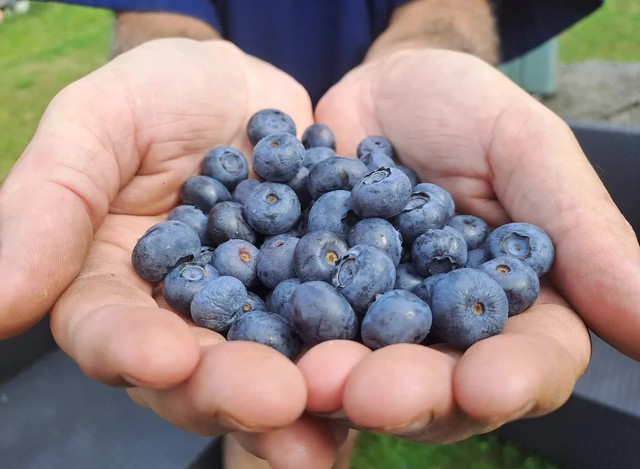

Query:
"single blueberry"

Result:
[[232, 178, 261, 206], [412, 228, 468, 277], [332, 244, 396, 314], [271, 278, 302, 322], [485, 222, 554, 276], [191, 276, 248, 332], [207, 201, 258, 245], [394, 263, 424, 292], [307, 157, 369, 200], [202, 146, 249, 190], [132, 221, 201, 282], [351, 167, 413, 219], [163, 262, 219, 315], [430, 268, 508, 349], [361, 290, 432, 350], [256, 236, 299, 289], [466, 248, 489, 268], [247, 108, 296, 145], [479, 256, 541, 316], [244, 182, 301, 235], [285, 166, 312, 208], [307, 190, 359, 240], [167, 205, 209, 244], [391, 192, 449, 244], [448, 215, 489, 250], [348, 218, 403, 266], [301, 123, 336, 150], [294, 231, 348, 283], [413, 273, 447, 306], [396, 165, 419, 188], [414, 183, 455, 219], [253, 133, 305, 182], [290, 281, 358, 345], [359, 150, 396, 172], [180, 175, 231, 214], [303, 147, 336, 170], [357, 135, 394, 159], [227, 310, 301, 360], [213, 239, 259, 288]]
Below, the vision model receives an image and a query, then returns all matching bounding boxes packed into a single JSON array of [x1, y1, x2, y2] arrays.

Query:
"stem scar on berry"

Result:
[[240, 250, 252, 262], [266, 194, 279, 204], [270, 140, 281, 148], [325, 251, 339, 264], [496, 264, 511, 274], [473, 302, 485, 315]]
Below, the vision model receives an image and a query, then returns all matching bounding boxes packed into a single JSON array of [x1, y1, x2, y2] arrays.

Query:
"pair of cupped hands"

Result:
[[1, 38, 639, 467]]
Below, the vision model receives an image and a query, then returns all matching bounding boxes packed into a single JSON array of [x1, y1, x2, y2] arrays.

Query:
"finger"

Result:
[[128, 341, 307, 435]]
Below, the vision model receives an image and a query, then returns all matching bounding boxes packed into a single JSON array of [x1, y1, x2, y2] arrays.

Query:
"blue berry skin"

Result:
[[394, 263, 424, 292], [244, 182, 301, 235], [412, 228, 468, 277], [262, 231, 300, 248], [359, 151, 396, 172], [414, 183, 455, 219], [163, 262, 219, 315], [351, 167, 412, 219], [361, 290, 432, 350], [307, 157, 369, 200], [167, 205, 209, 244], [391, 192, 449, 244], [348, 218, 403, 267], [332, 245, 396, 315], [290, 281, 358, 345], [197, 246, 216, 266], [448, 215, 489, 250], [213, 239, 259, 288], [396, 165, 419, 188], [180, 175, 231, 214], [466, 248, 489, 268], [301, 123, 336, 150], [207, 201, 258, 245], [307, 190, 359, 240], [132, 221, 201, 282], [479, 256, 541, 316], [256, 236, 299, 289], [191, 276, 248, 332], [227, 310, 301, 360], [285, 166, 312, 208], [232, 179, 261, 206], [271, 278, 302, 322], [485, 223, 554, 276], [202, 146, 249, 190], [303, 147, 336, 170], [413, 273, 447, 306], [253, 133, 305, 183], [357, 135, 394, 159], [430, 268, 508, 349], [243, 291, 268, 314], [247, 108, 297, 145], [294, 231, 348, 282]]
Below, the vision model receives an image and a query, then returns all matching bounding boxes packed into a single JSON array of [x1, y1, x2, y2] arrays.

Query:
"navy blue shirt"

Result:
[[59, 0, 603, 103]]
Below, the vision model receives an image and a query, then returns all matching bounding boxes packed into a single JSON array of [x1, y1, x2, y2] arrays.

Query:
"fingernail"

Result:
[[379, 410, 435, 436], [216, 411, 274, 433], [508, 401, 536, 421], [120, 373, 156, 388]]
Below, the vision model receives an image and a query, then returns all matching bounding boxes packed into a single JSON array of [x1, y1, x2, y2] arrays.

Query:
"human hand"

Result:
[[305, 48, 640, 443]]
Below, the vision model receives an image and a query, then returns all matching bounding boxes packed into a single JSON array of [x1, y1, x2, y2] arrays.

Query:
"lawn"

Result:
[[0, 1, 637, 468]]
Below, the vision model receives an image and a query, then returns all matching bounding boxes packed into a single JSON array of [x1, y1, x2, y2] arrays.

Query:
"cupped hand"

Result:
[[307, 49, 640, 443]]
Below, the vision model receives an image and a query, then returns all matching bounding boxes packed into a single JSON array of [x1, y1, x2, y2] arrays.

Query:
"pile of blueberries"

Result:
[[132, 109, 554, 360]]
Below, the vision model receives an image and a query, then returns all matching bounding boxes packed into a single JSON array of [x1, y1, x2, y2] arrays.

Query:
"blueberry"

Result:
[[485, 222, 554, 276], [290, 281, 358, 345], [163, 262, 219, 315], [247, 108, 296, 145], [429, 268, 508, 349], [394, 263, 424, 292], [391, 192, 449, 244], [253, 133, 305, 182], [207, 201, 258, 245], [301, 123, 336, 150], [244, 182, 301, 235], [351, 167, 412, 219], [256, 236, 299, 289], [332, 244, 396, 314], [132, 221, 201, 282], [361, 290, 432, 350], [412, 228, 468, 277], [357, 135, 394, 159], [180, 175, 231, 214], [466, 248, 489, 268], [167, 205, 209, 244], [232, 178, 261, 206], [202, 146, 249, 190], [294, 231, 348, 282], [348, 218, 403, 266], [227, 310, 301, 360], [213, 239, 259, 288], [413, 273, 447, 306], [285, 166, 311, 208], [396, 165, 419, 188], [303, 147, 336, 170], [307, 190, 359, 240], [359, 150, 396, 172], [479, 256, 540, 316], [196, 246, 216, 266], [243, 291, 268, 314], [307, 157, 369, 200], [271, 278, 302, 322], [191, 276, 248, 332], [414, 183, 455, 219], [448, 215, 489, 250]]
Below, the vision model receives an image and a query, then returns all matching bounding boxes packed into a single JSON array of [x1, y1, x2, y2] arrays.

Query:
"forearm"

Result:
[[365, 0, 498, 65], [113, 12, 222, 56]]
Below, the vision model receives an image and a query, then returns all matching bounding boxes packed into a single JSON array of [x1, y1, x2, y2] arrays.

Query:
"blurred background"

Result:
[[0, 2, 638, 468]]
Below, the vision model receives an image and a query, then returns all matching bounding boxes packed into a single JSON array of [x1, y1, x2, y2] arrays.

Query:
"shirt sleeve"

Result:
[[58, 0, 222, 32]]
